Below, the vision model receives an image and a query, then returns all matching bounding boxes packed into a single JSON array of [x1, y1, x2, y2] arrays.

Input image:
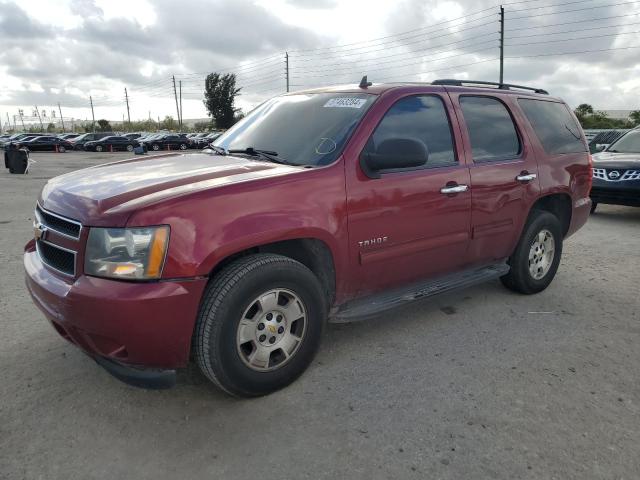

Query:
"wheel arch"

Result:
[[207, 237, 337, 306], [528, 193, 572, 237]]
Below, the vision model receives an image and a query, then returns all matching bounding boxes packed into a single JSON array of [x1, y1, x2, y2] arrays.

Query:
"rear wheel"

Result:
[[152, 144, 160, 151], [58, 145, 66, 153], [501, 210, 563, 294], [179, 143, 187, 150], [95, 145, 103, 152], [126, 144, 134, 152], [193, 254, 326, 397]]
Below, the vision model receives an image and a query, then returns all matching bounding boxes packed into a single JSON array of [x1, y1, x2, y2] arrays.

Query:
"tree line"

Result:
[[574, 104, 640, 129]]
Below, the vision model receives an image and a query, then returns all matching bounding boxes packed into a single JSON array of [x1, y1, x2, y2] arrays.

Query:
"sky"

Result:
[[0, 0, 639, 128]]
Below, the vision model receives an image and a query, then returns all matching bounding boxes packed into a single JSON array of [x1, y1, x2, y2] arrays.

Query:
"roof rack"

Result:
[[431, 79, 549, 95]]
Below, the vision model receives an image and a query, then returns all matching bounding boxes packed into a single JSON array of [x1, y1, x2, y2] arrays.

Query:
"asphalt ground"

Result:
[[1, 151, 639, 479]]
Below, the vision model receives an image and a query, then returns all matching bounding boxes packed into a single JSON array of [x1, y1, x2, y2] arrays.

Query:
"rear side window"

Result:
[[518, 99, 586, 154], [460, 96, 521, 162], [365, 95, 456, 170]]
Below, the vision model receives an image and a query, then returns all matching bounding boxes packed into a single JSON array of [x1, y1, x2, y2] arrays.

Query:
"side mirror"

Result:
[[595, 144, 606, 152], [360, 138, 428, 179]]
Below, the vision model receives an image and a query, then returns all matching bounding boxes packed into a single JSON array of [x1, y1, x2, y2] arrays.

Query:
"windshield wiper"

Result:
[[207, 144, 227, 155], [227, 147, 300, 166]]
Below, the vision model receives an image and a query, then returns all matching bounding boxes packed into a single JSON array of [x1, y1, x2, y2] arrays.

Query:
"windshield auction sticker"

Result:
[[323, 97, 368, 108]]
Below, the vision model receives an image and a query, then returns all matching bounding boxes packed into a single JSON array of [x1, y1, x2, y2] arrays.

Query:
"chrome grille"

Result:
[[592, 168, 640, 182], [35, 204, 82, 239], [36, 240, 76, 276]]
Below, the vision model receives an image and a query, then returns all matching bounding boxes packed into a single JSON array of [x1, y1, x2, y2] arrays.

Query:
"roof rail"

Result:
[[431, 79, 549, 95]]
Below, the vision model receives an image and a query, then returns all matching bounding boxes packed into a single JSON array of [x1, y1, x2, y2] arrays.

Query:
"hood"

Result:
[[40, 152, 301, 226], [592, 151, 640, 169]]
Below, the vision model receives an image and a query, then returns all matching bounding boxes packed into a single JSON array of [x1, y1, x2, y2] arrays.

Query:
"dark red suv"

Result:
[[24, 79, 592, 397]]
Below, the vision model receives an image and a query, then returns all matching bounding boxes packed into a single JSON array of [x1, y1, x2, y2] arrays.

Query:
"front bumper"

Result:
[[24, 249, 208, 378], [590, 178, 640, 207]]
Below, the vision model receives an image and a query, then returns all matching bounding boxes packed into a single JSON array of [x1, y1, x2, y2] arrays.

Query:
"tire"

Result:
[[152, 144, 160, 151], [193, 254, 327, 397], [590, 201, 597, 214], [95, 145, 103, 152], [58, 145, 66, 153], [179, 143, 187, 150], [500, 210, 563, 295], [126, 144, 134, 152]]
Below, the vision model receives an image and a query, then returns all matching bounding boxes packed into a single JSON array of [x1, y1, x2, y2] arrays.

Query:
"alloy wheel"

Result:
[[528, 229, 555, 280], [236, 289, 307, 371]]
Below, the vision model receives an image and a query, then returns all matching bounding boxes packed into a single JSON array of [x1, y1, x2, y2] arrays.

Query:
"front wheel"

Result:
[[126, 144, 134, 152], [58, 145, 66, 153], [152, 143, 160, 151], [95, 145, 103, 152], [193, 254, 327, 397], [501, 210, 563, 294], [179, 143, 187, 150]]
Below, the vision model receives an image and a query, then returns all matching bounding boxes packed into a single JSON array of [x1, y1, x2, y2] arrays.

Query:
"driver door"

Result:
[[345, 92, 472, 296]]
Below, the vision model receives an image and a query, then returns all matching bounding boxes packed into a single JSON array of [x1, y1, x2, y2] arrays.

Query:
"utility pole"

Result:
[[0, 112, 3, 134], [58, 103, 65, 132], [34, 106, 44, 131], [172, 75, 180, 131], [13, 115, 17, 131], [18, 110, 25, 130], [499, 5, 505, 85], [90, 96, 96, 132], [72, 118, 75, 132], [285, 52, 290, 93], [124, 87, 131, 125], [179, 80, 183, 131]]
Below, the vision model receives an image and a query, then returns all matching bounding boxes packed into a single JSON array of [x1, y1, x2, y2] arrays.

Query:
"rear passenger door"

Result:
[[448, 94, 541, 264]]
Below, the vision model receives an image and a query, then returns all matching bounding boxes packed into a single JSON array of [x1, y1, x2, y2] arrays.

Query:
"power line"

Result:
[[290, 22, 497, 63], [290, 37, 498, 75], [506, 28, 640, 46], [292, 15, 498, 58], [505, 19, 640, 38], [506, 44, 640, 58], [508, 0, 640, 20], [290, 46, 497, 80]]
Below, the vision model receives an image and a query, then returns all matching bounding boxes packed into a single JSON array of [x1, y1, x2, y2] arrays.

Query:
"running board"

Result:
[[330, 263, 510, 323]]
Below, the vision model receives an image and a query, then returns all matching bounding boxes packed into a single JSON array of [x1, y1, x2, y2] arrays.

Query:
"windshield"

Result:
[[214, 92, 376, 166], [608, 130, 640, 153]]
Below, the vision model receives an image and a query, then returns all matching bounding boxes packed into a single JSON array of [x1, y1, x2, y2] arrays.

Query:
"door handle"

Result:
[[516, 172, 537, 183], [440, 184, 469, 194]]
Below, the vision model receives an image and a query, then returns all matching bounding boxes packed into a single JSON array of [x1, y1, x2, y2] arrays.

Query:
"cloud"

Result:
[[285, 0, 337, 8], [0, 1, 53, 39]]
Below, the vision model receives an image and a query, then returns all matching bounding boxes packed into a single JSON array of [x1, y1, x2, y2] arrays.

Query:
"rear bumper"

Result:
[[24, 249, 208, 372]]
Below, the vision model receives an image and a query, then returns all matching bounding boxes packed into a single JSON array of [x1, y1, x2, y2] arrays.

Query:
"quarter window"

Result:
[[364, 95, 456, 171], [460, 96, 521, 162], [518, 99, 586, 154]]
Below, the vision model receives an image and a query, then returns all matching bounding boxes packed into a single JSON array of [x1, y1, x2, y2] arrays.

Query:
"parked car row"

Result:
[[0, 130, 223, 152]]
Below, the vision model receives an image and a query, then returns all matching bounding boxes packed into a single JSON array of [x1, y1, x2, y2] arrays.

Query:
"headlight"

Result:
[[85, 226, 169, 280]]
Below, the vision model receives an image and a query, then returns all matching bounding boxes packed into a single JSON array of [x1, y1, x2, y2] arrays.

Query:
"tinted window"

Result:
[[460, 96, 520, 162], [364, 95, 456, 170], [518, 99, 585, 154], [605, 130, 640, 154]]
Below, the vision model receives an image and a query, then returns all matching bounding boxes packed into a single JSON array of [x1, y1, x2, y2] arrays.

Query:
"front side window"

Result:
[[607, 130, 640, 153], [460, 96, 521, 162], [363, 95, 456, 171], [518, 99, 586, 154], [214, 92, 376, 166]]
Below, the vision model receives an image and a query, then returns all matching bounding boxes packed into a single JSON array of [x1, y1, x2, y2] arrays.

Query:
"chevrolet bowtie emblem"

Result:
[[268, 324, 277, 334], [34, 222, 48, 241]]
